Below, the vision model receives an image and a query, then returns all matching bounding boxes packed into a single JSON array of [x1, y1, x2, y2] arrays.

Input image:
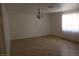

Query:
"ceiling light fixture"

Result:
[[48, 5, 53, 8]]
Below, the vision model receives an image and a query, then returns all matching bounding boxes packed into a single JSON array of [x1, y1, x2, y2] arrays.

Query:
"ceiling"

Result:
[[4, 3, 79, 13]]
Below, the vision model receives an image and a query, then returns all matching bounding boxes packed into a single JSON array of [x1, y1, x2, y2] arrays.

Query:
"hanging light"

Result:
[[37, 9, 41, 19]]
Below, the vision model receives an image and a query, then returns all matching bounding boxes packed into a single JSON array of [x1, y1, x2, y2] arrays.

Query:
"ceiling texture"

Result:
[[4, 3, 79, 13]]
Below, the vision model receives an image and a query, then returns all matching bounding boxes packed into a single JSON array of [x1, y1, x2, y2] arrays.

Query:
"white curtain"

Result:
[[62, 13, 79, 33]]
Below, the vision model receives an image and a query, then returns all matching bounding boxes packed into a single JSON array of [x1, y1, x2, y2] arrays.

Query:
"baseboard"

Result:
[[11, 34, 52, 40]]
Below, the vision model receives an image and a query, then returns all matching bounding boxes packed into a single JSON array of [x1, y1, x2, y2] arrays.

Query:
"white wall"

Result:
[[7, 9, 51, 40], [1, 4, 10, 55], [50, 12, 79, 42]]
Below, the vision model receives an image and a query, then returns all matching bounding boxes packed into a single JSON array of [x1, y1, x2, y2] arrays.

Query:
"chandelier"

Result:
[[36, 9, 42, 19]]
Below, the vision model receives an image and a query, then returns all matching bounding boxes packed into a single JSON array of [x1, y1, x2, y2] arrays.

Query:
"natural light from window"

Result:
[[62, 13, 79, 32]]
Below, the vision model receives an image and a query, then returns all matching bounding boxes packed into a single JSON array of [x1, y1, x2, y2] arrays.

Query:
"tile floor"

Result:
[[11, 35, 79, 56]]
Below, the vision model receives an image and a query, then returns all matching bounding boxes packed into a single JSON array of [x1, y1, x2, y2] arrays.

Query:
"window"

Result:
[[62, 13, 79, 32]]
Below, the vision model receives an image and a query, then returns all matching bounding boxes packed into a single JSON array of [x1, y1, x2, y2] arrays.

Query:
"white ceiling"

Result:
[[4, 3, 79, 13]]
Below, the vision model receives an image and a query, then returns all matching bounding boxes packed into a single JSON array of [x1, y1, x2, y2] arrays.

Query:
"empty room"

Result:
[[0, 3, 79, 56]]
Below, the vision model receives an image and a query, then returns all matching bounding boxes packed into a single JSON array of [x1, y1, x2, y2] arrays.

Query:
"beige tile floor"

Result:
[[11, 35, 79, 56]]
